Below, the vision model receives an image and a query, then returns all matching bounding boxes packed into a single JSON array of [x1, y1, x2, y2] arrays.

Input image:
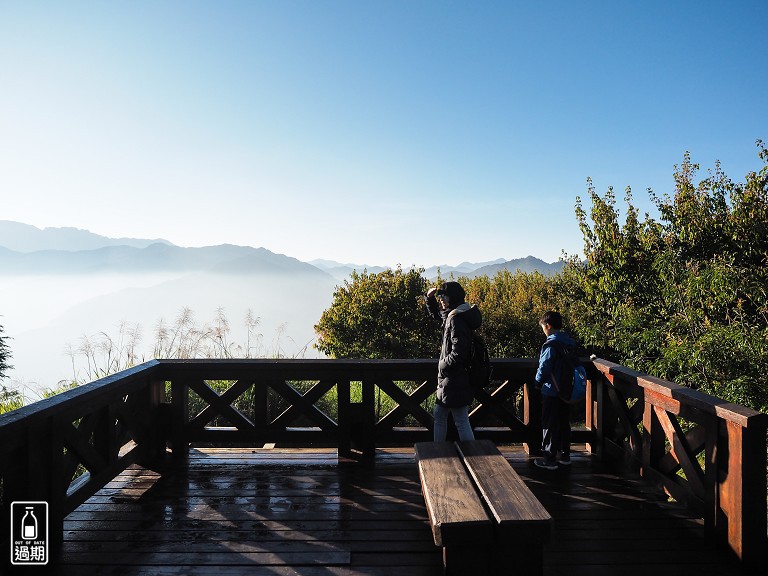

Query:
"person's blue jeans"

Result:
[[433, 402, 475, 442]]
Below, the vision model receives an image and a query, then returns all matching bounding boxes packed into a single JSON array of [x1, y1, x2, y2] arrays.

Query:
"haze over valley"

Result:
[[0, 221, 563, 395]]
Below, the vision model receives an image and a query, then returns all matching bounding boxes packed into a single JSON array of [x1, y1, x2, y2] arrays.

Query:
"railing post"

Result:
[[641, 400, 664, 479], [592, 374, 607, 459], [253, 379, 269, 444], [716, 417, 767, 567], [337, 379, 352, 463], [338, 379, 375, 466], [142, 377, 169, 467], [522, 382, 542, 456], [3, 418, 65, 558], [593, 372, 621, 463], [584, 374, 597, 454], [170, 379, 190, 461], [93, 405, 117, 468]]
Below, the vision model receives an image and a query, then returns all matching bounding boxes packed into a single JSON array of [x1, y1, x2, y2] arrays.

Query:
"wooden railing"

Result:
[[0, 360, 165, 568], [157, 358, 558, 459], [0, 358, 765, 568], [586, 359, 767, 566]]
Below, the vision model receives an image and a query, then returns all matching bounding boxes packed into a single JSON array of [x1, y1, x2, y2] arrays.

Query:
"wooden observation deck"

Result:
[[1, 358, 765, 574]]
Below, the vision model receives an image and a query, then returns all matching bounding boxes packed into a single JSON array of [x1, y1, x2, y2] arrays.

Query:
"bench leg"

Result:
[[443, 544, 491, 576], [491, 545, 543, 576]]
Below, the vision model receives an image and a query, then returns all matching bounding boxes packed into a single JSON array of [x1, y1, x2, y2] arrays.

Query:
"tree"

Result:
[[314, 267, 440, 359], [563, 181, 665, 364], [314, 266, 568, 361], [462, 271, 561, 358], [565, 141, 768, 411], [0, 322, 11, 381]]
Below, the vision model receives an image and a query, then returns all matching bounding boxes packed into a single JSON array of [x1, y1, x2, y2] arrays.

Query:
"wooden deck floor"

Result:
[[43, 447, 753, 576]]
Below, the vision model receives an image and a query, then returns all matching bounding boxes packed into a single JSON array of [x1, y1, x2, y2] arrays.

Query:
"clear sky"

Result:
[[1, 1, 766, 267]]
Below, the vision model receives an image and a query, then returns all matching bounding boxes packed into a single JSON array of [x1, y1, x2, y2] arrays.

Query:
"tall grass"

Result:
[[2, 307, 302, 413]]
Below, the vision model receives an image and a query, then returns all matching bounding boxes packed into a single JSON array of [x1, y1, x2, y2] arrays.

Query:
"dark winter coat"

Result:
[[426, 297, 482, 407]]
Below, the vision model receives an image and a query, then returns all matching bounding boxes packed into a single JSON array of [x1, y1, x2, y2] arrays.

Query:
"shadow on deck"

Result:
[[44, 447, 750, 576]]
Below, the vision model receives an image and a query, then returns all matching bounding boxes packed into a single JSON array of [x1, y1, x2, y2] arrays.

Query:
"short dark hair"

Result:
[[437, 281, 465, 307], [539, 310, 563, 330]]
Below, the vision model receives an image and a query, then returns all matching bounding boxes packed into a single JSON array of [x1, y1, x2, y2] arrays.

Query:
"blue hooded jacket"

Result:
[[535, 330, 577, 398]]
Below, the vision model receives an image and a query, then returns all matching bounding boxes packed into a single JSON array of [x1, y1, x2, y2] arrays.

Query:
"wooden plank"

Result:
[[653, 406, 706, 498], [54, 567, 359, 576], [269, 379, 338, 431], [413, 441, 492, 546], [457, 439, 551, 575], [59, 551, 352, 566], [456, 440, 552, 528], [718, 417, 768, 566]]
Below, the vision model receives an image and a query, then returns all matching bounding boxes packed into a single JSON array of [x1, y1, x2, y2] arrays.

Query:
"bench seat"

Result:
[[415, 439, 552, 575]]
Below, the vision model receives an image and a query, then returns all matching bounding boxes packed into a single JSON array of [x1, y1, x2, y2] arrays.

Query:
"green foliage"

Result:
[[1, 384, 23, 414], [462, 271, 560, 358], [0, 323, 17, 413], [562, 181, 665, 364], [314, 266, 440, 358], [315, 266, 568, 362], [566, 141, 768, 411]]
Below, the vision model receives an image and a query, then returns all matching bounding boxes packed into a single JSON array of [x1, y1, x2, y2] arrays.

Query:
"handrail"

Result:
[[588, 358, 767, 566], [1, 357, 765, 568], [591, 359, 762, 427], [0, 361, 161, 431]]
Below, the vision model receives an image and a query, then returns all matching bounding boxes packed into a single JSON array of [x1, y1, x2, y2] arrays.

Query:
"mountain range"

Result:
[[0, 220, 564, 278], [0, 220, 173, 252]]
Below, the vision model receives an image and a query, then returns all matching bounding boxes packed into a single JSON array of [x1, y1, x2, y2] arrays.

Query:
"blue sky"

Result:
[[1, 1, 766, 267]]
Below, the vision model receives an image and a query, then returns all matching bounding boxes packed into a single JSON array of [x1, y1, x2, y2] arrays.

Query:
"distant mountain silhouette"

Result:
[[423, 258, 507, 279], [310, 258, 520, 282], [466, 256, 565, 277], [420, 257, 563, 280], [0, 221, 563, 279], [309, 260, 389, 282], [0, 220, 172, 252], [0, 242, 333, 277]]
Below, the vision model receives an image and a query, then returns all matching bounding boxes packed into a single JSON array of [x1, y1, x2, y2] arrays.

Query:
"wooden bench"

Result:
[[414, 439, 552, 575]]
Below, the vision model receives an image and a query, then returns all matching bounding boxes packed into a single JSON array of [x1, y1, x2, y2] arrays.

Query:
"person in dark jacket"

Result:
[[424, 281, 482, 441], [533, 310, 576, 470]]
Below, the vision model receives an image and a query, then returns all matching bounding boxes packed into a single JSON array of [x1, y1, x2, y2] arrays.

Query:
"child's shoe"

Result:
[[533, 457, 558, 471]]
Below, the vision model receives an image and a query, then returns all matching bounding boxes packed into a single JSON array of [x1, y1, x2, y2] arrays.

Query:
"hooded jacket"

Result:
[[426, 296, 482, 407], [535, 330, 577, 398]]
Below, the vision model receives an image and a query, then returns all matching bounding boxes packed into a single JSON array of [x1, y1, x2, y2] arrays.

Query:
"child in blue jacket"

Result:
[[534, 311, 576, 470]]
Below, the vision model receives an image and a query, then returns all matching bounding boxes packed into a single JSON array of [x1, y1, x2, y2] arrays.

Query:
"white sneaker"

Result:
[[533, 457, 558, 471]]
